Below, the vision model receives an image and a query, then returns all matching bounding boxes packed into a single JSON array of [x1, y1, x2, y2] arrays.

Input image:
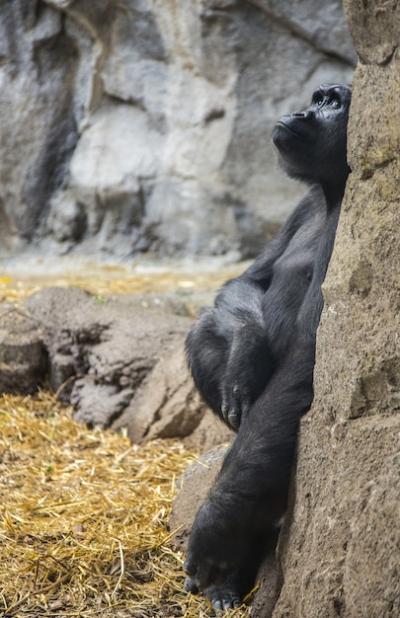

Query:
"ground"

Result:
[[0, 393, 253, 618], [0, 264, 251, 618]]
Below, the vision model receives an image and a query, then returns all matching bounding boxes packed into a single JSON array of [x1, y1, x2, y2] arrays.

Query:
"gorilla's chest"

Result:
[[261, 216, 325, 341], [272, 219, 322, 289]]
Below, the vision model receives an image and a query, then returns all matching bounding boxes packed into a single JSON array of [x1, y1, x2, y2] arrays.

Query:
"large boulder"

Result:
[[22, 286, 231, 447], [1, 0, 354, 260], [169, 446, 229, 550], [183, 409, 235, 452], [26, 287, 194, 428], [0, 305, 47, 394], [253, 3, 400, 617], [117, 344, 208, 442]]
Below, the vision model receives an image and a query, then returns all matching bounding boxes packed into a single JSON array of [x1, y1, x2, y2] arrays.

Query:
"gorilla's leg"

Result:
[[184, 341, 314, 601], [186, 309, 230, 420]]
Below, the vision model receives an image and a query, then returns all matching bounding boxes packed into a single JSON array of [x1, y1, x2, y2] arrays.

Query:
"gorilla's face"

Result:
[[272, 84, 352, 186]]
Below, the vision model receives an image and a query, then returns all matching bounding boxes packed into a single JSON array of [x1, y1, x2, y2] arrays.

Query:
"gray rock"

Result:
[[18, 285, 233, 444], [250, 546, 281, 618], [1, 0, 354, 260], [46, 191, 86, 244], [0, 305, 47, 394], [251, 0, 356, 64], [26, 287, 193, 427], [183, 409, 235, 452], [119, 343, 208, 443], [169, 446, 228, 551]]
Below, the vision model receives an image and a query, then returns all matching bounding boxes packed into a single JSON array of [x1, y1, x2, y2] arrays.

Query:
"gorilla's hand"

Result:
[[221, 375, 252, 431], [221, 327, 272, 430]]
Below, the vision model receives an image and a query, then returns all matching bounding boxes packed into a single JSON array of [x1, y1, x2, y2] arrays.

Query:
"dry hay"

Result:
[[0, 392, 250, 618], [0, 266, 243, 307]]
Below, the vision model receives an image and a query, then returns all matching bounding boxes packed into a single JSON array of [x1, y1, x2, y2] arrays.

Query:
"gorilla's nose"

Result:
[[289, 111, 313, 120]]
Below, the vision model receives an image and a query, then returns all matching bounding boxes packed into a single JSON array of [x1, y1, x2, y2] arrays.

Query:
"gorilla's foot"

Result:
[[184, 573, 242, 612]]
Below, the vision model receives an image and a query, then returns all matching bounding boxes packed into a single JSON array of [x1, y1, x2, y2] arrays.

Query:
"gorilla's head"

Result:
[[272, 84, 352, 188]]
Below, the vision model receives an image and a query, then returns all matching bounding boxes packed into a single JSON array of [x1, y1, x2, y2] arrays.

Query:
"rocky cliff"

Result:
[[0, 0, 354, 259], [253, 1, 400, 616]]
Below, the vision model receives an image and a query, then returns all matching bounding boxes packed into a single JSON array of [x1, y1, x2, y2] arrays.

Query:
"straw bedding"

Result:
[[0, 268, 241, 306], [0, 392, 250, 617]]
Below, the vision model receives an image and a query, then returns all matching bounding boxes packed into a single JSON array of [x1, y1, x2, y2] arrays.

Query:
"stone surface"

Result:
[[0, 305, 47, 394], [250, 0, 355, 63], [0, 284, 232, 445], [250, 3, 400, 617], [250, 542, 281, 618], [183, 408, 235, 452], [344, 0, 400, 65], [0, 0, 354, 260], [26, 287, 193, 428], [169, 446, 228, 551], [119, 343, 208, 442], [0, 282, 235, 445]]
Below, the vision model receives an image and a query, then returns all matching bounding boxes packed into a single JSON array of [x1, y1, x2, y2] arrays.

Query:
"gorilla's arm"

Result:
[[211, 185, 324, 427]]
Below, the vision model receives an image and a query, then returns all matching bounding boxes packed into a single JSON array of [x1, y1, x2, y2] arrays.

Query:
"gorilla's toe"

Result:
[[206, 584, 241, 612]]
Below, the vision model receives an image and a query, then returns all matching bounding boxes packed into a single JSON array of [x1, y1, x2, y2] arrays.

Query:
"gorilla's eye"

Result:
[[329, 96, 341, 109], [312, 92, 324, 107]]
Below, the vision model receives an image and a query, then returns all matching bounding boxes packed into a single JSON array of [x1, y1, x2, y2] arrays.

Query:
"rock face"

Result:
[[26, 287, 193, 428], [0, 305, 47, 394], [0, 0, 354, 260], [20, 286, 231, 448], [252, 3, 400, 617], [183, 409, 234, 452], [118, 344, 208, 442], [169, 446, 229, 550]]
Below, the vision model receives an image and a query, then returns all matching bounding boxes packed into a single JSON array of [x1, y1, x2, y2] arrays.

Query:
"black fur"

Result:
[[184, 84, 352, 609]]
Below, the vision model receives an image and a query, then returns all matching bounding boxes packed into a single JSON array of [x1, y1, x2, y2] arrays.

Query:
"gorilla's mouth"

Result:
[[275, 121, 301, 137]]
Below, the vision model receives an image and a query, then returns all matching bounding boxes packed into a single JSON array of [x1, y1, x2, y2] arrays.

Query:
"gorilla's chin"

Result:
[[272, 123, 297, 152]]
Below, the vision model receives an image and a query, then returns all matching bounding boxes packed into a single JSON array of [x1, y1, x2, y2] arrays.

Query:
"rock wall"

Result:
[[0, 0, 354, 259], [256, 2, 400, 617]]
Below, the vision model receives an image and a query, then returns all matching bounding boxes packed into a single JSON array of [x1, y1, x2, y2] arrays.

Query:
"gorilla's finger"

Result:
[[184, 576, 199, 594], [228, 409, 241, 430], [184, 557, 197, 577], [213, 599, 223, 611], [221, 399, 229, 423]]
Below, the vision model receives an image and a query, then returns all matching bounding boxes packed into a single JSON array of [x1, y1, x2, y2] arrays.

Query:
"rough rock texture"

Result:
[[250, 548, 281, 618], [183, 409, 235, 452], [0, 0, 354, 260], [252, 3, 400, 617], [0, 305, 47, 394], [169, 446, 228, 550], [21, 286, 229, 446], [119, 344, 208, 442], [26, 287, 194, 428]]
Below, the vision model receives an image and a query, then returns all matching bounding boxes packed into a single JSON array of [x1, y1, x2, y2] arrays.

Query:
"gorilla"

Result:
[[184, 84, 352, 610]]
